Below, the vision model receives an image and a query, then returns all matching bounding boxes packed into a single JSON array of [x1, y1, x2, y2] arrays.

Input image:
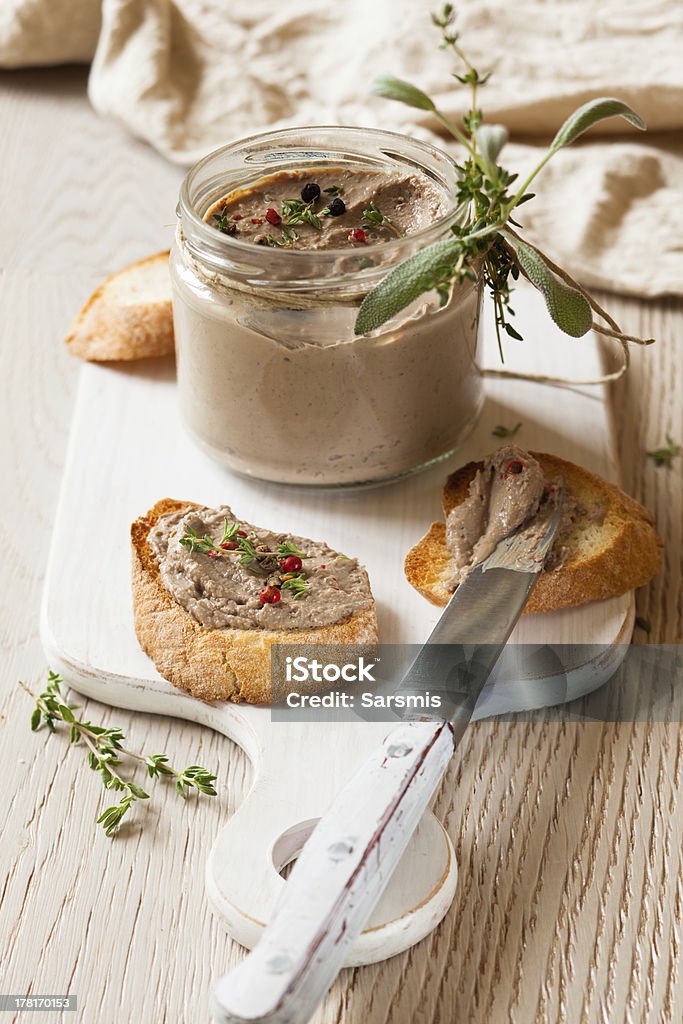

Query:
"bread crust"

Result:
[[132, 499, 379, 704], [405, 452, 662, 614], [65, 252, 174, 362]]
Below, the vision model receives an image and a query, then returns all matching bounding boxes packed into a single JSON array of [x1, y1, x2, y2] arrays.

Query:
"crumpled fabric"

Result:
[[2, 0, 682, 297]]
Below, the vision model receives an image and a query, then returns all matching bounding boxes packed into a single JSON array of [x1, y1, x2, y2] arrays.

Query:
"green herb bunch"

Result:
[[354, 4, 653, 362], [24, 671, 218, 837]]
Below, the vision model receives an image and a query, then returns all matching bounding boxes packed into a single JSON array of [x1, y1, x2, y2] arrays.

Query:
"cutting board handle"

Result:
[[211, 720, 454, 1024]]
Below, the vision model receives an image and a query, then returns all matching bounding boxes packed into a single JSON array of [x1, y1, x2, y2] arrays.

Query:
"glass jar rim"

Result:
[[177, 124, 461, 271]]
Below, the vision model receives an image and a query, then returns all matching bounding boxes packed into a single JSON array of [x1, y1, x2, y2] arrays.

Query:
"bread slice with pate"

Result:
[[132, 499, 378, 704], [404, 449, 662, 615], [65, 252, 173, 361]]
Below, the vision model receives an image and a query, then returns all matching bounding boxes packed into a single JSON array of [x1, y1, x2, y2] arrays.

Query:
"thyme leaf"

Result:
[[492, 422, 522, 439], [646, 435, 680, 469], [221, 519, 239, 543], [212, 207, 236, 235]]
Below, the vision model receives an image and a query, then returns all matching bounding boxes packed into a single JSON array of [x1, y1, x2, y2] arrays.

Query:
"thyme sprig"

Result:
[[278, 540, 307, 559], [280, 572, 311, 599], [213, 207, 236, 235], [24, 671, 218, 837], [355, 4, 653, 363], [362, 201, 402, 238], [646, 435, 680, 469], [145, 756, 219, 798], [282, 197, 322, 230], [180, 526, 218, 554], [180, 520, 310, 577], [267, 226, 300, 248]]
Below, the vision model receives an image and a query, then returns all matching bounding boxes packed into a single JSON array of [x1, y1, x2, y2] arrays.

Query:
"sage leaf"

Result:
[[372, 76, 436, 112], [503, 232, 592, 337], [551, 97, 646, 152], [355, 238, 463, 335], [475, 124, 508, 177]]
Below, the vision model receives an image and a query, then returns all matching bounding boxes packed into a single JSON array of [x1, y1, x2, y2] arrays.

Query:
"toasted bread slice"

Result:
[[405, 452, 662, 614], [132, 499, 379, 704], [65, 252, 173, 361]]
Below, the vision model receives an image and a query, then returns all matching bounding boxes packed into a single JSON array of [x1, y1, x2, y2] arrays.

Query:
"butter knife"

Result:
[[212, 485, 564, 1024]]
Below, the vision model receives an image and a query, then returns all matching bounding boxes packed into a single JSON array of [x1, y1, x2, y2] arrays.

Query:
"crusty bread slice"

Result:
[[65, 252, 173, 361], [405, 452, 662, 614], [132, 499, 379, 704]]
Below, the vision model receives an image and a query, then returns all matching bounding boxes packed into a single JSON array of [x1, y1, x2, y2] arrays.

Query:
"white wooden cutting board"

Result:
[[41, 281, 633, 966]]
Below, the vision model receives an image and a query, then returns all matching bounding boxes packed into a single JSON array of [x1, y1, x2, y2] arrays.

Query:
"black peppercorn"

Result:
[[325, 197, 346, 217], [300, 182, 321, 203]]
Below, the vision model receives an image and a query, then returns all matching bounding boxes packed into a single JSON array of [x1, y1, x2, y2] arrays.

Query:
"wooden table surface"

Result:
[[1, 67, 681, 1024]]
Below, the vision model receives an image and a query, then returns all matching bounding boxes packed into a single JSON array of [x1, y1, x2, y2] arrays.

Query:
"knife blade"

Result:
[[212, 484, 564, 1024], [395, 485, 565, 737]]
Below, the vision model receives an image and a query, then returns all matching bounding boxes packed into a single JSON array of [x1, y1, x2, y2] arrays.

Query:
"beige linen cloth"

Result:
[[2, 0, 682, 297]]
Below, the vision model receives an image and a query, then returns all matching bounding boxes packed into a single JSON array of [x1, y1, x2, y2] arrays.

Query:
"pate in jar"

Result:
[[171, 127, 483, 486]]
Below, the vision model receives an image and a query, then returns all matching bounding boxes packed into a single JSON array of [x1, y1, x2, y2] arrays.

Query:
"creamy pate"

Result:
[[206, 168, 446, 250], [445, 446, 604, 586], [149, 505, 373, 631]]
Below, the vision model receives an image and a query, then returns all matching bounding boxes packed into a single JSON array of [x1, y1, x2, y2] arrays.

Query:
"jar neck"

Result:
[[177, 126, 462, 295]]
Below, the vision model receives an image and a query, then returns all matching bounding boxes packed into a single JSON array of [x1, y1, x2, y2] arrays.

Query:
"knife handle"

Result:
[[211, 719, 455, 1024]]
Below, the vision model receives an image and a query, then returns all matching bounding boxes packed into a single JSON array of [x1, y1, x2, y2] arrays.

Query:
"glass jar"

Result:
[[171, 126, 483, 486]]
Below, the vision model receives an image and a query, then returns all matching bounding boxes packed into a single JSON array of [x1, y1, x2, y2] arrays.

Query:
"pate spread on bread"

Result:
[[132, 499, 378, 704], [405, 447, 662, 614]]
